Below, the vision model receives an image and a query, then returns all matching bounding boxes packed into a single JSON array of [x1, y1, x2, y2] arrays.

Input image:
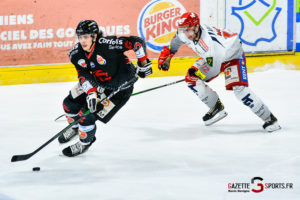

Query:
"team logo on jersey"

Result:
[[98, 38, 123, 45], [137, 0, 187, 53], [90, 62, 95, 68], [103, 100, 111, 107], [225, 68, 231, 79], [206, 57, 213, 67], [231, 0, 282, 46], [78, 59, 87, 68], [96, 55, 106, 65]]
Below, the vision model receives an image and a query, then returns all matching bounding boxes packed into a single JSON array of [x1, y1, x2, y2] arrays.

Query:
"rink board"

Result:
[[0, 53, 300, 85]]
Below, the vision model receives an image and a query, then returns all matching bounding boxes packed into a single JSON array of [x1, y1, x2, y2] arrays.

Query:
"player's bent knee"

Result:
[[233, 85, 247, 99], [79, 113, 97, 126], [63, 94, 82, 114], [187, 80, 205, 95]]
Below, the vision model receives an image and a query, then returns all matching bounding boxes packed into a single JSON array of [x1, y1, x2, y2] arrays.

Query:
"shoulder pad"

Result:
[[69, 43, 80, 60]]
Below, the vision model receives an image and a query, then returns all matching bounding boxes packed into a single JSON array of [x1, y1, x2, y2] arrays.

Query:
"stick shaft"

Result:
[[131, 78, 184, 96]]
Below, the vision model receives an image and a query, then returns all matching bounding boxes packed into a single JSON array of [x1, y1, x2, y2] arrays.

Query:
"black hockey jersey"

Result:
[[69, 35, 148, 93]]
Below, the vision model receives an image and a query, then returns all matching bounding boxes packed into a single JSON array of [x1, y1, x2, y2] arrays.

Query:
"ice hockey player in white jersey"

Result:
[[158, 12, 280, 132]]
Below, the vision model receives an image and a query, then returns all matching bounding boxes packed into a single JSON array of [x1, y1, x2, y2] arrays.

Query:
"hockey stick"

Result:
[[11, 76, 138, 162], [54, 114, 65, 121], [54, 78, 185, 121], [131, 78, 185, 96]]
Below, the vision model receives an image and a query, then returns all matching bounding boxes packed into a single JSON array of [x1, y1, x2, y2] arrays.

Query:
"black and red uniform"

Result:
[[63, 35, 148, 143]]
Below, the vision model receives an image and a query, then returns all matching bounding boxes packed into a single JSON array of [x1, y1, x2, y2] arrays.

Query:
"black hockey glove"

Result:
[[137, 59, 153, 78], [188, 67, 206, 80], [159, 62, 170, 71], [188, 67, 197, 76]]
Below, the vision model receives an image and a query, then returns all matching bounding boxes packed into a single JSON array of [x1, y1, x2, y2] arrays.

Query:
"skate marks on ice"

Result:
[[123, 123, 266, 143]]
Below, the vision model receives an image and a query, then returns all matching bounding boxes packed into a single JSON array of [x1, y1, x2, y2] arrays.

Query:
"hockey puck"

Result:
[[32, 167, 40, 171]]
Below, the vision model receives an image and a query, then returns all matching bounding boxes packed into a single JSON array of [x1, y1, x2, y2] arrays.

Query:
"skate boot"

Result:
[[203, 99, 228, 126], [62, 137, 96, 157], [58, 127, 79, 144], [263, 113, 281, 132]]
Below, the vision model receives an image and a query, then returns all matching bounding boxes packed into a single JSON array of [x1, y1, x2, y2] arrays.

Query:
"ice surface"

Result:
[[0, 69, 300, 200]]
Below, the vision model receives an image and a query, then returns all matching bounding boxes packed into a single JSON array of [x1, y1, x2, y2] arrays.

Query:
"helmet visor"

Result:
[[178, 26, 197, 42], [78, 34, 93, 41]]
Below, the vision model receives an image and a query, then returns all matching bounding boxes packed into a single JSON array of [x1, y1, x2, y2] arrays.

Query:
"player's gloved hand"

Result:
[[97, 86, 105, 97], [158, 46, 174, 71], [185, 67, 206, 85], [137, 59, 153, 78], [86, 92, 99, 113]]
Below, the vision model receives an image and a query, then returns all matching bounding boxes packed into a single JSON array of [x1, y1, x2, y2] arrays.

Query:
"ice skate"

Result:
[[263, 113, 281, 132], [62, 137, 96, 157], [203, 99, 228, 126], [58, 127, 79, 144]]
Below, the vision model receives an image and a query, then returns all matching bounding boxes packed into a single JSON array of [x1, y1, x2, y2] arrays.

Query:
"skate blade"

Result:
[[204, 110, 228, 126], [264, 122, 281, 132]]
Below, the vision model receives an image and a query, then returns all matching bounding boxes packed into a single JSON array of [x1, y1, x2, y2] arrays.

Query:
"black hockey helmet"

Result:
[[76, 20, 99, 36]]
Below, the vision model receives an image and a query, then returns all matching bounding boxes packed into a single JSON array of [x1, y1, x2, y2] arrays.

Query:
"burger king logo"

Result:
[[137, 0, 186, 53], [97, 55, 106, 65]]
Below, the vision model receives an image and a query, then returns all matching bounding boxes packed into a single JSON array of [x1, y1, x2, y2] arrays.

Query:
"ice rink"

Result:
[[0, 67, 300, 200]]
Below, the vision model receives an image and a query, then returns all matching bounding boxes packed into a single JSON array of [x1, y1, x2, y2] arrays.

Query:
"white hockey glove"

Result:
[[86, 92, 99, 113], [137, 59, 153, 78], [97, 86, 105, 98]]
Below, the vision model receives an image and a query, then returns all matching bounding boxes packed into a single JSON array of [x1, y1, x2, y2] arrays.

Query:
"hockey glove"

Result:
[[185, 67, 206, 85], [158, 46, 174, 71], [137, 59, 153, 78], [86, 92, 99, 113]]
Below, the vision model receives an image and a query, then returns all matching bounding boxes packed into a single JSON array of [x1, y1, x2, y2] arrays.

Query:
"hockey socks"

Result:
[[233, 86, 281, 132], [188, 80, 219, 108], [233, 86, 271, 121]]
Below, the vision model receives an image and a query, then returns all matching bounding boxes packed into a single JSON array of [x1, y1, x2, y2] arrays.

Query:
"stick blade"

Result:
[[11, 154, 32, 162], [54, 114, 65, 122]]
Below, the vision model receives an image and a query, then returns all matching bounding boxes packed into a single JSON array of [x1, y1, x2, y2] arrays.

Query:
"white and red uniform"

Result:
[[168, 24, 273, 122], [158, 12, 280, 131], [170, 24, 248, 89]]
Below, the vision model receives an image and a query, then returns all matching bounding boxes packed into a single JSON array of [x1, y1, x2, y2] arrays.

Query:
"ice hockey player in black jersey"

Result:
[[59, 20, 152, 157]]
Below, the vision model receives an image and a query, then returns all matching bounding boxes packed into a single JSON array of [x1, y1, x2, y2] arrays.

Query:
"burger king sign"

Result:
[[137, 0, 186, 53]]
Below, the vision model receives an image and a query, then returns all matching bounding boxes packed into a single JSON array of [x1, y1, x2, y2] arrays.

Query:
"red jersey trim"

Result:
[[138, 55, 148, 62], [86, 43, 96, 59], [86, 87, 97, 94]]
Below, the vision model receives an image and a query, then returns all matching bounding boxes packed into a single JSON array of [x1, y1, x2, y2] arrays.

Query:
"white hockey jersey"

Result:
[[170, 25, 244, 81]]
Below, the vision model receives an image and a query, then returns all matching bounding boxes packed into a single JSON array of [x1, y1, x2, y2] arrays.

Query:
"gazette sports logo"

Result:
[[228, 177, 293, 193], [137, 0, 186, 53]]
